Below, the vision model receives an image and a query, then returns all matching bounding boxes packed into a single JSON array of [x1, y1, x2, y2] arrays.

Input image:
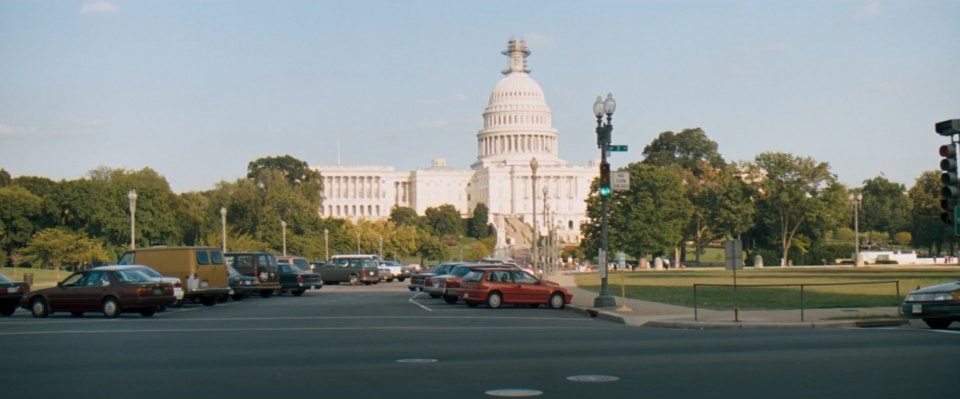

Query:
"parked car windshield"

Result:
[[462, 271, 484, 283], [227, 265, 241, 277], [292, 258, 311, 270], [115, 270, 153, 283], [0, 273, 11, 283], [130, 266, 162, 279]]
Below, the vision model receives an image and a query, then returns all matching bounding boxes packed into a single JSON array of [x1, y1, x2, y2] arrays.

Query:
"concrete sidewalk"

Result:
[[549, 272, 909, 329]]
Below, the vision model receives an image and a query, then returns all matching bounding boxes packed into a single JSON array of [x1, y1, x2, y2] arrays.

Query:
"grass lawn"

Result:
[[1, 267, 70, 289], [573, 266, 960, 310]]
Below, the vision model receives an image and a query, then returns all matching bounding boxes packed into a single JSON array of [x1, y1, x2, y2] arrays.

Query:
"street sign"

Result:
[[611, 171, 630, 191], [955, 206, 960, 236], [609, 145, 628, 152]]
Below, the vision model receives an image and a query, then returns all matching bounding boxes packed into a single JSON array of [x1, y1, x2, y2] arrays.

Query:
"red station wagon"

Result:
[[459, 267, 572, 309]]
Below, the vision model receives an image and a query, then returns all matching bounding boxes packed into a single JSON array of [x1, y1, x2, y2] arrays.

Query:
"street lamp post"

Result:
[[324, 228, 329, 261], [356, 230, 361, 254], [281, 220, 287, 256], [127, 189, 137, 250], [220, 207, 227, 253], [593, 93, 618, 308], [379, 236, 383, 258], [850, 192, 863, 266], [530, 157, 539, 273]]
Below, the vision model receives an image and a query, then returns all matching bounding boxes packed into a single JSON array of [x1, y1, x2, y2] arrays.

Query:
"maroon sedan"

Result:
[[459, 267, 572, 309], [21, 266, 176, 318]]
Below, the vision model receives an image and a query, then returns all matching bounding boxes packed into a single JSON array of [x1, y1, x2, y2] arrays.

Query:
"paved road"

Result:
[[2, 282, 958, 398]]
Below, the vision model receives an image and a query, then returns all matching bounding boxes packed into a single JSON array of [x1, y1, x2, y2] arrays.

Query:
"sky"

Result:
[[1, 0, 959, 193]]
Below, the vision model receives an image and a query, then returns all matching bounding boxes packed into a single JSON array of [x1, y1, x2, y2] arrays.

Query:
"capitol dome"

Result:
[[475, 38, 560, 168]]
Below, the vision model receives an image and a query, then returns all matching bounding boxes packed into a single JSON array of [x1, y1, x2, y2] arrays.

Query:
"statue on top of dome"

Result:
[[501, 37, 531, 76]]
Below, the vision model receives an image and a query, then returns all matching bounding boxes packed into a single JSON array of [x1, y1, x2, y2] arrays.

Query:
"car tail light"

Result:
[[297, 275, 303, 284], [0, 287, 7, 294], [174, 281, 182, 288], [164, 286, 174, 295], [136, 287, 153, 296]]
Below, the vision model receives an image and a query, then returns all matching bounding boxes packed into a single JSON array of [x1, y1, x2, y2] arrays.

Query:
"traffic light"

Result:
[[940, 142, 959, 224], [599, 162, 611, 197]]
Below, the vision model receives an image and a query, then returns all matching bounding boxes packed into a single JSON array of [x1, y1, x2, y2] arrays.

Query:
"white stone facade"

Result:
[[314, 38, 598, 246]]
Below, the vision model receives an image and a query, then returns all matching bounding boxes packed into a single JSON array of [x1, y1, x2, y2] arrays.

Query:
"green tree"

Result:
[[424, 204, 463, 237], [21, 228, 109, 272], [581, 163, 693, 262], [907, 171, 954, 254], [894, 231, 912, 247], [416, 233, 447, 265], [0, 169, 11, 187], [641, 128, 725, 171], [747, 152, 846, 266], [389, 206, 421, 228], [859, 176, 911, 234], [468, 202, 490, 239], [247, 155, 323, 206], [0, 186, 43, 252]]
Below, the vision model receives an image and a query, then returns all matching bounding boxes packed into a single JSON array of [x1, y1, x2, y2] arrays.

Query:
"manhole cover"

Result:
[[485, 388, 544, 397], [396, 358, 438, 364], [566, 375, 620, 383]]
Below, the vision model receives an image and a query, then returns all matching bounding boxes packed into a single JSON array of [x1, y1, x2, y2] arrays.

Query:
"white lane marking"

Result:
[[0, 325, 605, 337], [485, 388, 543, 397], [409, 295, 433, 312], [566, 375, 619, 383]]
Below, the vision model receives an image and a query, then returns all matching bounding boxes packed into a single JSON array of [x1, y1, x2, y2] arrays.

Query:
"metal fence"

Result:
[[693, 280, 901, 322]]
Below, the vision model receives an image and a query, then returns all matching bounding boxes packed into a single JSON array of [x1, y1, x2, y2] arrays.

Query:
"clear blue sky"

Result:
[[2, 1, 958, 193]]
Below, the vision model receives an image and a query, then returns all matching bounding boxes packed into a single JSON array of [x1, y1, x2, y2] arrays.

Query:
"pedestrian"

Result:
[[664, 258, 670, 270]]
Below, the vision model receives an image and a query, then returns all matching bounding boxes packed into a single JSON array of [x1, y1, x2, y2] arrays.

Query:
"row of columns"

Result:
[[324, 175, 384, 200], [479, 133, 555, 157]]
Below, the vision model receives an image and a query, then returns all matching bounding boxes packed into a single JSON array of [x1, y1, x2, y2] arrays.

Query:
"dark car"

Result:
[[21, 267, 176, 318], [225, 252, 281, 297], [408, 262, 462, 293], [901, 280, 960, 329], [0, 272, 30, 316], [319, 255, 380, 285], [459, 267, 572, 309], [277, 262, 322, 296], [227, 264, 262, 300]]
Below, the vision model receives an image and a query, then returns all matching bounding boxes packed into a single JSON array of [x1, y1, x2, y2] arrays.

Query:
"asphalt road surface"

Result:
[[2, 282, 958, 399]]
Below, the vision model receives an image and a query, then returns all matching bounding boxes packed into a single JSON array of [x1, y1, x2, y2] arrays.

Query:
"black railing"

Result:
[[693, 280, 901, 322]]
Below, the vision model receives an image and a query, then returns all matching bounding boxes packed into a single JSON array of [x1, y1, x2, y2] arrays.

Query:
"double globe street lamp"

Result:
[[593, 93, 618, 308], [127, 189, 137, 250]]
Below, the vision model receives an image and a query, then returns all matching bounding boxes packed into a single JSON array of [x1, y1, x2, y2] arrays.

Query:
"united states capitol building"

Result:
[[313, 38, 599, 255]]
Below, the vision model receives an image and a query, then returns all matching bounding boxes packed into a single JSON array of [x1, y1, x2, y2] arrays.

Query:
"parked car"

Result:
[[431, 263, 521, 304], [378, 265, 396, 282], [277, 262, 322, 296], [379, 260, 410, 282], [96, 264, 184, 307], [459, 267, 572, 309], [409, 262, 461, 294], [227, 264, 261, 300], [119, 246, 230, 306], [21, 267, 176, 318], [277, 256, 314, 272], [319, 255, 380, 285], [225, 252, 282, 297], [901, 280, 960, 329], [0, 272, 29, 316]]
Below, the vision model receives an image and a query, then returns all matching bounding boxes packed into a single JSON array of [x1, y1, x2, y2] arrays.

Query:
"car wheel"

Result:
[[487, 292, 503, 309], [30, 297, 49, 318], [549, 292, 565, 309], [0, 304, 16, 316], [923, 318, 953, 329], [292, 289, 306, 297], [443, 295, 458, 304], [231, 293, 245, 301], [70, 311, 84, 317], [349, 275, 360, 286], [428, 293, 441, 298], [398, 277, 405, 282], [200, 296, 217, 306], [218, 294, 229, 303], [260, 290, 273, 298], [466, 301, 479, 308], [139, 309, 155, 317], [102, 297, 121, 318]]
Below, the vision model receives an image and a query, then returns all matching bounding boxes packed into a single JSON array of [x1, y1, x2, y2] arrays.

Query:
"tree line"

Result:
[[579, 128, 954, 266], [0, 155, 494, 271]]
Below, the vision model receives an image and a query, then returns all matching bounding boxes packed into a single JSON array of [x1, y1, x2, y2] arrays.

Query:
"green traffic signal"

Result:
[[599, 162, 611, 197]]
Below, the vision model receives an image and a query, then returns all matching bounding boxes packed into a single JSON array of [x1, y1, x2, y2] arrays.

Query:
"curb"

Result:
[[567, 304, 909, 329]]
